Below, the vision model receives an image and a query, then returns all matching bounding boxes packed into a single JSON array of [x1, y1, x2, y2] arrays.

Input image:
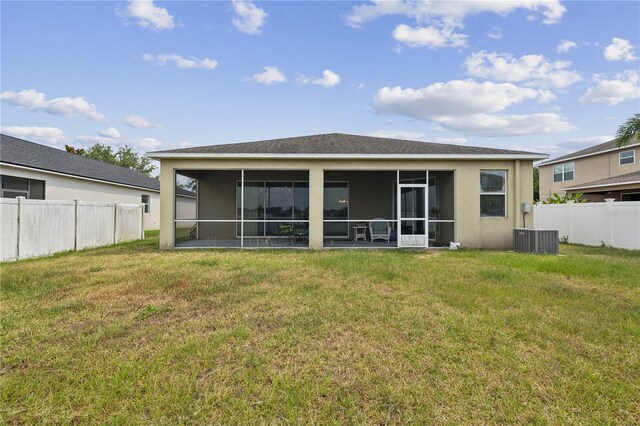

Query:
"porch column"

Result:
[[159, 163, 175, 250], [308, 166, 324, 250]]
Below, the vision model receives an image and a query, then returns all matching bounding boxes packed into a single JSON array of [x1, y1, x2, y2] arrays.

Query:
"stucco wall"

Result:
[[160, 159, 534, 250], [539, 145, 639, 200], [1, 164, 194, 230]]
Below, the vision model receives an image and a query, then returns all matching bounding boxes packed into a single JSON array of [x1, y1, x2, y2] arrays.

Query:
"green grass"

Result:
[[2, 231, 639, 424]]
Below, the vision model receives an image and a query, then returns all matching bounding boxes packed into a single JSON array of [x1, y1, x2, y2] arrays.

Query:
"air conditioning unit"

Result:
[[513, 228, 559, 254]]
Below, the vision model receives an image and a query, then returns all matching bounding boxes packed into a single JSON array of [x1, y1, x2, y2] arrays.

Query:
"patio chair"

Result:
[[369, 218, 391, 242]]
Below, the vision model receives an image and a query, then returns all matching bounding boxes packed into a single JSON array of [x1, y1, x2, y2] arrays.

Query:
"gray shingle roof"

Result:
[[563, 171, 640, 190], [0, 134, 167, 192], [149, 133, 545, 157], [542, 138, 639, 165]]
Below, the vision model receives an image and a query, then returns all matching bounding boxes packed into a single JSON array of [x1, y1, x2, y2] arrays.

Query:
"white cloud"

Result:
[[1, 126, 67, 146], [75, 135, 115, 145], [464, 51, 581, 88], [373, 79, 573, 137], [347, 0, 565, 27], [300, 70, 341, 87], [252, 66, 286, 85], [392, 24, 467, 49], [131, 137, 164, 150], [142, 53, 218, 69], [121, 0, 175, 31], [367, 130, 428, 141], [347, 1, 565, 49], [604, 38, 638, 62], [99, 127, 121, 139], [556, 40, 577, 53], [374, 80, 545, 120], [579, 71, 640, 105], [439, 113, 574, 137], [487, 26, 503, 40], [1, 89, 105, 121], [123, 114, 159, 128], [231, 0, 267, 35]]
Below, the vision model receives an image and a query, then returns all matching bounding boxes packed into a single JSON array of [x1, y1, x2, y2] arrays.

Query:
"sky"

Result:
[[1, 0, 639, 166]]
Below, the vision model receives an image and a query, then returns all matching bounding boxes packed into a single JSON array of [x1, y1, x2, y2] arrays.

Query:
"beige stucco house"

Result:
[[148, 133, 547, 250], [0, 134, 196, 229], [538, 138, 640, 202]]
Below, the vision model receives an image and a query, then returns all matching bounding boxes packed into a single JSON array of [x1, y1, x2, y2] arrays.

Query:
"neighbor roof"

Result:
[[540, 138, 639, 166], [563, 171, 640, 191], [148, 133, 547, 159], [0, 134, 192, 196]]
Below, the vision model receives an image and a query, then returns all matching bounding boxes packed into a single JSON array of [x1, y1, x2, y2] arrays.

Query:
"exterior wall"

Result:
[[159, 158, 535, 250], [0, 163, 194, 230], [539, 145, 640, 201]]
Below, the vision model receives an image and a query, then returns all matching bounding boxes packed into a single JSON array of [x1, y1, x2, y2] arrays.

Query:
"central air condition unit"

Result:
[[513, 228, 559, 254]]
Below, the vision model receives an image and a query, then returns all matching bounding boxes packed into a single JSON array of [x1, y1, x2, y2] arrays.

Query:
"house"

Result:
[[0, 134, 196, 229], [147, 133, 547, 250], [538, 138, 640, 202]]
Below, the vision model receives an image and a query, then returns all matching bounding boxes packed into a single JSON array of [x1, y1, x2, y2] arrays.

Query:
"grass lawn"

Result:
[[2, 231, 639, 424]]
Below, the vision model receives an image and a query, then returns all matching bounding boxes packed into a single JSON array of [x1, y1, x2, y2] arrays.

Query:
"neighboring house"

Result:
[[538, 138, 640, 202], [147, 133, 547, 250], [0, 134, 196, 229]]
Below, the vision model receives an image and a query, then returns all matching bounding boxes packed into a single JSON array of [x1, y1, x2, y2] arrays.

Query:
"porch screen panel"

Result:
[[324, 182, 349, 237], [238, 182, 265, 237], [265, 182, 294, 236]]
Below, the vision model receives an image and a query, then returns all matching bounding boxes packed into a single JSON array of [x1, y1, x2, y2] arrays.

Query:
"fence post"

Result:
[[74, 199, 79, 251], [16, 196, 24, 260], [604, 198, 615, 247], [141, 203, 145, 240], [113, 202, 119, 244], [566, 201, 574, 243]]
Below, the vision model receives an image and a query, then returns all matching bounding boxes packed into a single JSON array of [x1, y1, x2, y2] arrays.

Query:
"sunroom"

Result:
[[173, 169, 455, 249]]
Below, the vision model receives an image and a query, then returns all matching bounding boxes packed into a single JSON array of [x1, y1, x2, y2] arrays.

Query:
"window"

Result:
[[480, 170, 506, 217], [621, 193, 640, 201], [141, 194, 150, 213], [235, 181, 309, 237], [619, 150, 635, 165], [0, 175, 45, 199], [553, 162, 574, 182]]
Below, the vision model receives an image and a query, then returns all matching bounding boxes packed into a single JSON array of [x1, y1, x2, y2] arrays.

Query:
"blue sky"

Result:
[[2, 0, 639, 164]]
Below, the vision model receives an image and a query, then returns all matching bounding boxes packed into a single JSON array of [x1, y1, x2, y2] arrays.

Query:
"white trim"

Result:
[[1, 161, 174, 196], [480, 169, 508, 218], [147, 152, 548, 160], [562, 180, 640, 191], [540, 143, 640, 167], [619, 149, 636, 166]]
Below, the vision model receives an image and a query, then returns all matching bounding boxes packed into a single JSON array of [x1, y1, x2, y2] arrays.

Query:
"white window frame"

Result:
[[621, 192, 640, 201], [553, 162, 574, 182], [141, 194, 150, 213], [619, 150, 635, 165], [480, 170, 507, 218]]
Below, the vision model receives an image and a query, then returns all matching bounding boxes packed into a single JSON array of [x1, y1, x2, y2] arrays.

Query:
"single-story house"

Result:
[[0, 134, 196, 229], [148, 133, 547, 250]]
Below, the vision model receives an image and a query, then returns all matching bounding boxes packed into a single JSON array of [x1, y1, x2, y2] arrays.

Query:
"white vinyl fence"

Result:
[[1, 198, 144, 261], [533, 200, 640, 250]]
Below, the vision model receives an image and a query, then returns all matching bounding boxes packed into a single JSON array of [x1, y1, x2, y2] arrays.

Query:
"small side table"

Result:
[[352, 225, 367, 242]]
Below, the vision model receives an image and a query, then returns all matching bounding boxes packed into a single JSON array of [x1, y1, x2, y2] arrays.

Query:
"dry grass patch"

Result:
[[1, 233, 639, 424]]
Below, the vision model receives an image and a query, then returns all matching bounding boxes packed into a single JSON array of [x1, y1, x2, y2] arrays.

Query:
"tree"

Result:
[[614, 113, 640, 147], [66, 143, 156, 176], [65, 145, 85, 155], [533, 167, 540, 202]]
